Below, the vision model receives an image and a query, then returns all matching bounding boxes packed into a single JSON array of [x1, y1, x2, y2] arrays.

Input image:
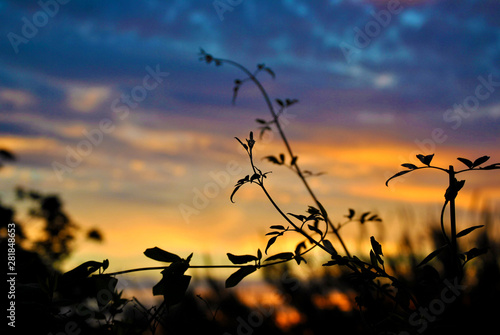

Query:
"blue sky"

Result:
[[1, 0, 499, 271]]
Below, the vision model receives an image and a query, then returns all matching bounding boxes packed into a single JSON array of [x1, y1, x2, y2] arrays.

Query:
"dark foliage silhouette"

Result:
[[3, 53, 499, 334]]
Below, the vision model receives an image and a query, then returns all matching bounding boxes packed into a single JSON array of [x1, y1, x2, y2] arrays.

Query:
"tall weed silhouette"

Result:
[[3, 52, 499, 334]]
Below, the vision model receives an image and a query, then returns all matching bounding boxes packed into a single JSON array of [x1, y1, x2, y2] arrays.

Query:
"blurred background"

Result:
[[1, 0, 499, 333]]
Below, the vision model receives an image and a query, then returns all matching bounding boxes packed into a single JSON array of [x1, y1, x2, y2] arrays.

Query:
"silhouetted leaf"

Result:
[[270, 225, 285, 230], [457, 157, 473, 169], [472, 155, 490, 168], [87, 228, 103, 242], [360, 212, 370, 224], [402, 163, 418, 170], [153, 271, 191, 306], [236, 175, 250, 184], [0, 149, 15, 161], [276, 99, 284, 107], [323, 239, 337, 256], [303, 170, 326, 178], [265, 236, 278, 254], [345, 208, 355, 220], [444, 179, 465, 201], [308, 224, 322, 235], [287, 213, 306, 222], [102, 259, 109, 272], [264, 252, 294, 262], [323, 260, 337, 266], [94, 275, 117, 307], [285, 98, 298, 106], [295, 256, 307, 265], [247, 131, 255, 149], [230, 185, 242, 203], [265, 67, 275, 79], [256, 118, 267, 124], [265, 231, 281, 236], [370, 250, 379, 268], [416, 154, 434, 166], [465, 247, 488, 262], [307, 206, 320, 215], [62, 260, 105, 281], [279, 153, 285, 164], [291, 156, 298, 166], [250, 173, 260, 182], [385, 170, 412, 186], [417, 245, 447, 267], [225, 266, 256, 288], [235, 137, 248, 151], [295, 241, 306, 252], [317, 201, 329, 221], [144, 247, 182, 263], [257, 249, 262, 260], [199, 48, 214, 64], [456, 225, 484, 238], [264, 155, 282, 165], [370, 236, 383, 256], [227, 253, 258, 264], [480, 163, 500, 170]]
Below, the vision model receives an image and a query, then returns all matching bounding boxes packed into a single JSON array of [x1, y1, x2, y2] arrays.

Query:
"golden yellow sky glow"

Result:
[[2, 117, 498, 277]]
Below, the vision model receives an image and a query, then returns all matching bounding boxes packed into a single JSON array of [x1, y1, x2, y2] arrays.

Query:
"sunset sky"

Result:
[[0, 0, 499, 278]]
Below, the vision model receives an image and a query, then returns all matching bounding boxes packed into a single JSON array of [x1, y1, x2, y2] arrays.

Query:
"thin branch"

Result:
[[215, 56, 351, 257]]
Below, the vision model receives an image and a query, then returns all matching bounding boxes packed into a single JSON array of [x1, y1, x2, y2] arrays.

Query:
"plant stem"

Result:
[[218, 57, 351, 258], [106, 265, 243, 276], [258, 181, 332, 255], [105, 250, 322, 277], [448, 165, 458, 277]]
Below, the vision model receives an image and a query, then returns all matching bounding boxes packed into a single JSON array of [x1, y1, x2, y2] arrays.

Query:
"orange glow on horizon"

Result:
[[312, 290, 354, 312]]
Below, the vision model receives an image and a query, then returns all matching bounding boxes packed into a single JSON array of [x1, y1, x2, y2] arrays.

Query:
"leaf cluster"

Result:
[[417, 225, 488, 268], [386, 154, 500, 186], [144, 247, 193, 306]]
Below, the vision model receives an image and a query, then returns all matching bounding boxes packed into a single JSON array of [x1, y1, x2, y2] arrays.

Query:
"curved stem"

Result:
[[105, 251, 322, 277], [258, 181, 332, 255], [205, 55, 419, 312], [106, 265, 243, 276], [415, 165, 450, 173], [217, 57, 351, 257], [448, 165, 459, 278], [440, 200, 451, 247]]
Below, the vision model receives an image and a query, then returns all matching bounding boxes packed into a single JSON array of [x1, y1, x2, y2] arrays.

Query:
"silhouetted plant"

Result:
[[14, 52, 499, 334], [386, 154, 498, 279], [93, 51, 500, 333]]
